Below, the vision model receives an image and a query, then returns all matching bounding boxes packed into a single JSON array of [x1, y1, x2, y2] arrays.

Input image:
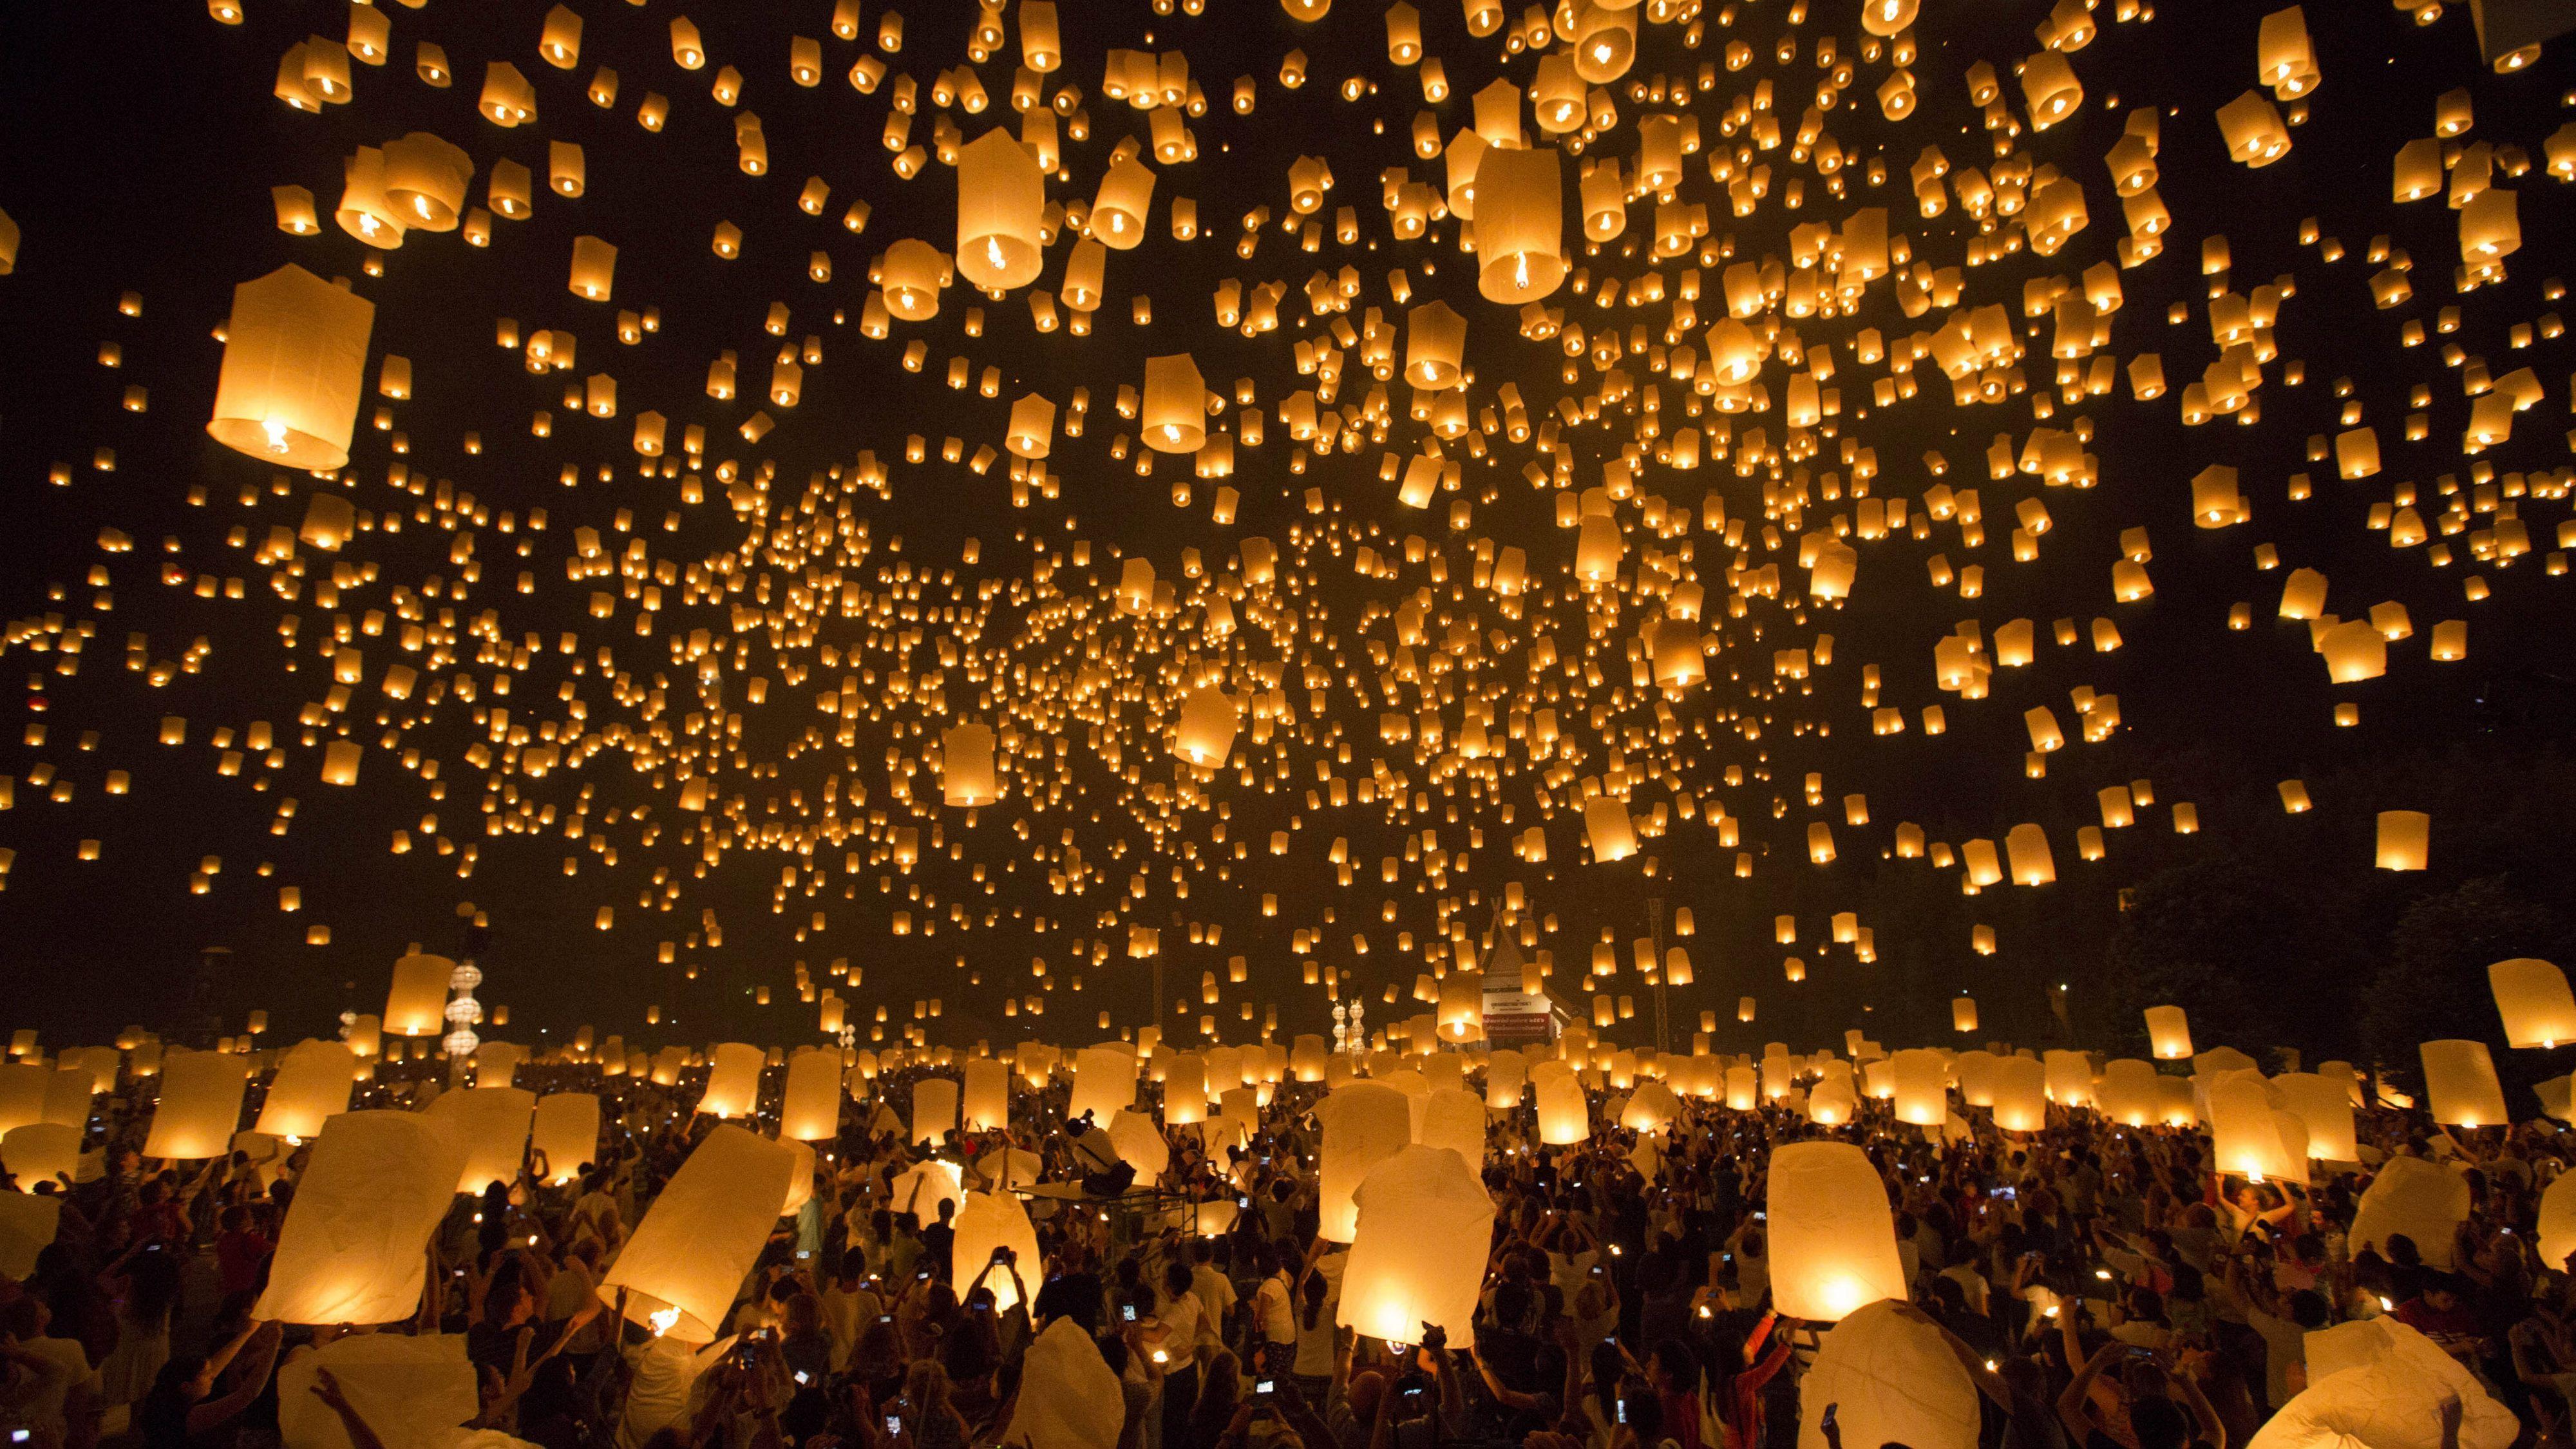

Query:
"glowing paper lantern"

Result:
[[913, 1076, 961, 1143], [1067, 1046, 1135, 1124], [1473, 148, 1566, 303], [255, 1111, 467, 1324], [253, 1039, 356, 1139], [424, 1085, 533, 1193], [1318, 1081, 1412, 1241], [781, 1049, 842, 1141], [1105, 1110, 1168, 1181], [1891, 1049, 1947, 1126], [2275, 1073, 2358, 1162], [1584, 797, 1637, 862], [941, 724, 999, 806], [144, 1049, 249, 1160], [956, 130, 1045, 290], [951, 1191, 1043, 1311], [277, 1335, 479, 1449], [1, 1124, 77, 1192], [600, 1125, 799, 1341], [1142, 354, 1207, 453], [1174, 682, 1239, 765], [2145, 1005, 2193, 1059], [2210, 1074, 2305, 1185], [2351, 1155, 2472, 1269], [1768, 1142, 1908, 1322], [2420, 1039, 2506, 1127], [0, 1195, 58, 1279], [963, 1057, 1010, 1132], [0, 1065, 43, 1135], [384, 954, 453, 1037], [2489, 958, 2576, 1048], [2541, 1171, 2576, 1274], [1796, 1299, 1979, 1449], [207, 265, 374, 471], [1484, 1050, 1526, 1108], [531, 1093, 600, 1184], [2376, 810, 2430, 871], [699, 1042, 764, 1118], [1989, 1056, 2048, 1132], [889, 1159, 966, 1220], [1340, 1144, 1495, 1346]]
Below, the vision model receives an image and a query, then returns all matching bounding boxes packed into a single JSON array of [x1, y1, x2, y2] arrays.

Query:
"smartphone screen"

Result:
[[886, 1417, 903, 1435], [1122, 1303, 1137, 1322], [1256, 1380, 1276, 1395], [1615, 1401, 1629, 1426]]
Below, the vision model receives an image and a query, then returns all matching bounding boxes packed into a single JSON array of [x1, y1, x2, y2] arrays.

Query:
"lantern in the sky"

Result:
[[252, 1039, 357, 1140], [254, 1111, 468, 1325], [207, 265, 375, 471], [1768, 1142, 1908, 1322], [781, 1049, 842, 1141], [942, 724, 999, 806], [914, 1076, 961, 1143], [951, 1191, 1043, 1311], [957, 130, 1045, 290], [601, 1126, 799, 1341], [881, 240, 951, 321], [1584, 798, 1637, 862], [2145, 1005, 2193, 1059], [1142, 354, 1207, 453], [2489, 958, 2576, 1048], [142, 1050, 249, 1160], [424, 1086, 533, 1193], [1340, 1145, 1495, 1345], [1174, 683, 1239, 766], [1318, 1081, 1411, 1240], [1535, 1067, 1589, 1144], [1092, 156, 1156, 249], [1473, 149, 1566, 304], [700, 1042, 764, 1118], [1798, 1301, 1980, 1449], [2376, 811, 2431, 871], [2420, 1039, 2506, 1128], [530, 1093, 600, 1184], [1404, 302, 1466, 389]]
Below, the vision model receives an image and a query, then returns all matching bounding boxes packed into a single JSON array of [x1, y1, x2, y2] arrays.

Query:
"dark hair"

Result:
[[2130, 1396, 2190, 1449], [1300, 1270, 1329, 1331], [1650, 1338, 1701, 1395]]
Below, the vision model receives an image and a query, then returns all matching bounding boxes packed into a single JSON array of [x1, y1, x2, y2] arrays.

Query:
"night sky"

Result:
[[0, 0, 2571, 1066]]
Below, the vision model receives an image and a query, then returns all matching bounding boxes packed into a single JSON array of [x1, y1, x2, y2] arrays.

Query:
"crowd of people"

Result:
[[0, 1051, 2554, 1449]]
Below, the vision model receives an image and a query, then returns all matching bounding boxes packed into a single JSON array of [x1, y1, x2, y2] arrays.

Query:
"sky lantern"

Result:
[[2421, 1039, 2506, 1128], [1340, 1144, 1493, 1346], [207, 265, 374, 471], [957, 130, 1045, 290], [254, 1112, 467, 1324], [1473, 148, 1566, 304], [530, 1093, 600, 1184], [2490, 959, 2576, 1049], [142, 1050, 248, 1160], [1768, 1142, 1908, 1322], [1317, 1081, 1410, 1240], [1142, 354, 1207, 452], [2145, 1005, 2193, 1059], [601, 1126, 798, 1341]]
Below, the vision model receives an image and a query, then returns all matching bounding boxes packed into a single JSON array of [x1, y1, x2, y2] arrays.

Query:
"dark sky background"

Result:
[[0, 0, 2571, 1061]]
